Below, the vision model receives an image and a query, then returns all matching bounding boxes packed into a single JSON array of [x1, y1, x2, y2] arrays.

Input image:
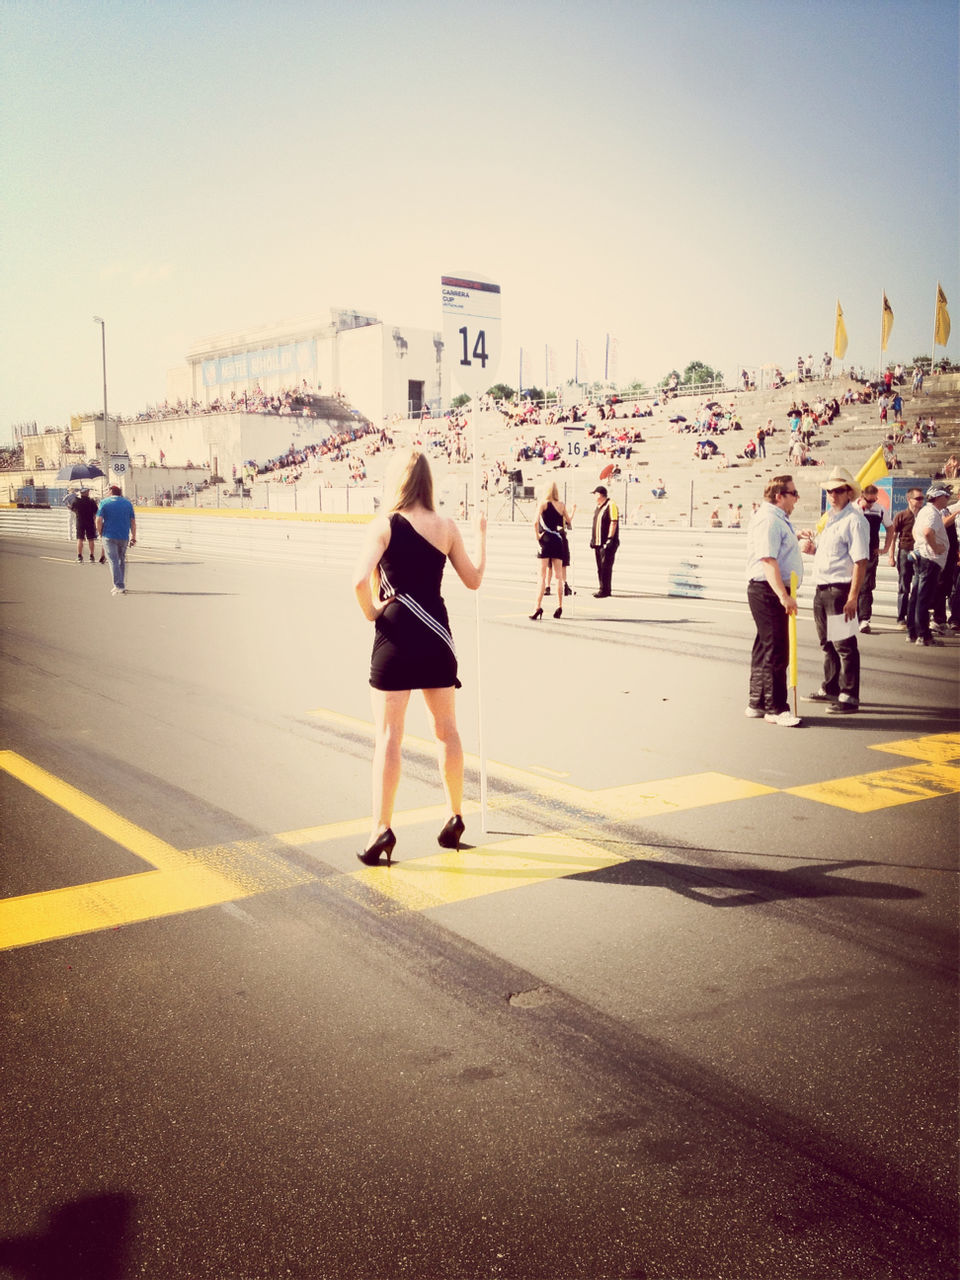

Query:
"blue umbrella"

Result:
[[56, 462, 106, 482]]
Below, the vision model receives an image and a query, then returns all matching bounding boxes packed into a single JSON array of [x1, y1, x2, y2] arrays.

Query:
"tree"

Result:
[[520, 385, 544, 403], [682, 360, 722, 387], [487, 383, 515, 401], [451, 393, 471, 409], [621, 378, 649, 396], [658, 361, 723, 390]]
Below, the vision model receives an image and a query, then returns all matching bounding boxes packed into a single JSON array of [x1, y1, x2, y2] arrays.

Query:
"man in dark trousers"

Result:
[[882, 486, 923, 629], [73, 487, 104, 563], [855, 483, 886, 633], [589, 485, 619, 598]]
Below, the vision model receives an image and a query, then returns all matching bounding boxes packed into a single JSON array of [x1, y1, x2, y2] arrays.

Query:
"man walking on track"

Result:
[[73, 486, 104, 564], [96, 485, 137, 596]]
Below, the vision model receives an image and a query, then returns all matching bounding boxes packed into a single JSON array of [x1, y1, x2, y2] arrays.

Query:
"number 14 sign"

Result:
[[441, 274, 501, 398]]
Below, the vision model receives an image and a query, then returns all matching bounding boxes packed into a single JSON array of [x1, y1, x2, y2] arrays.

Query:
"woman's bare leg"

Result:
[[553, 558, 564, 610], [369, 688, 410, 844], [422, 686, 463, 816], [533, 558, 549, 611]]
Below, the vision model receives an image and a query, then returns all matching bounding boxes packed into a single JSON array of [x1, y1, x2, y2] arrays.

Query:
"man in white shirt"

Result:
[[799, 467, 870, 713], [745, 476, 804, 727], [908, 484, 952, 645]]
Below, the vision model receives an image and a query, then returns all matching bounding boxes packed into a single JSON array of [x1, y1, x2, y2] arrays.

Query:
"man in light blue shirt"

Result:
[[96, 485, 137, 596], [799, 467, 869, 713], [745, 475, 804, 726]]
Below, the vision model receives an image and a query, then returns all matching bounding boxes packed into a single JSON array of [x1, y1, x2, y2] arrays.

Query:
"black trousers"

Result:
[[813, 583, 860, 700], [747, 580, 790, 714], [594, 544, 617, 595], [895, 548, 916, 623], [857, 553, 879, 622]]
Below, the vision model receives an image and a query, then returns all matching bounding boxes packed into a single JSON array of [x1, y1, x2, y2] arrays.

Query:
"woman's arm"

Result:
[[351, 515, 391, 621], [447, 513, 487, 590]]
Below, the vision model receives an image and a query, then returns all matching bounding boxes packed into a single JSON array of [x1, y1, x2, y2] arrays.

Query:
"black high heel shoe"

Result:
[[357, 828, 396, 866], [437, 815, 465, 850], [564, 582, 573, 597], [529, 608, 543, 621], [553, 606, 563, 618]]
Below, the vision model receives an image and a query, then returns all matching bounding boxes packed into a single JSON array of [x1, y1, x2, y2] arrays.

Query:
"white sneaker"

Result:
[[744, 707, 764, 718], [859, 620, 871, 633], [110, 586, 119, 596], [764, 711, 802, 727]]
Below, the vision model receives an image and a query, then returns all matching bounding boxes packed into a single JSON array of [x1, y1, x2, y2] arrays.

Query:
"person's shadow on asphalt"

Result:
[[572, 857, 922, 908]]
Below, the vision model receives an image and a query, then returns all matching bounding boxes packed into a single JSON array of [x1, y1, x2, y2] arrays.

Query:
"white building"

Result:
[[169, 308, 448, 426]]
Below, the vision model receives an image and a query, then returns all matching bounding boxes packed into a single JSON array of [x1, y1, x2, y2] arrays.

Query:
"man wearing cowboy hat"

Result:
[[799, 466, 870, 713]]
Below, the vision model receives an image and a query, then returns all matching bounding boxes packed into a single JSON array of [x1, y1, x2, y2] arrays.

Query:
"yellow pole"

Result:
[[788, 571, 799, 716]]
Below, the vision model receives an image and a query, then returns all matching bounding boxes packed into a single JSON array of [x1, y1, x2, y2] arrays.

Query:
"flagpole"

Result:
[[878, 288, 884, 382], [470, 395, 488, 832], [931, 282, 940, 378]]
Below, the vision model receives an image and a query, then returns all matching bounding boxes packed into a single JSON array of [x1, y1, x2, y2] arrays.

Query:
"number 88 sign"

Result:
[[441, 274, 501, 398]]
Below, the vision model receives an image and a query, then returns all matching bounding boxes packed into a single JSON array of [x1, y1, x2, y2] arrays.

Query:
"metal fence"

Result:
[[0, 505, 900, 615]]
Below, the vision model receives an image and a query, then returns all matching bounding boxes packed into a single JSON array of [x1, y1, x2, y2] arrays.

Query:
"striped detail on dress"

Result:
[[380, 567, 457, 658]]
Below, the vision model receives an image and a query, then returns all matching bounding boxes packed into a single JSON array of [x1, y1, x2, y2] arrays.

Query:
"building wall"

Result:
[[120, 412, 357, 475], [169, 311, 448, 427]]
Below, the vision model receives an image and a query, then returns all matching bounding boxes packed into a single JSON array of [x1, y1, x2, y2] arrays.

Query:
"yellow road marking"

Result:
[[786, 733, 960, 813], [275, 801, 481, 848], [868, 732, 960, 764], [350, 833, 630, 913], [307, 708, 776, 815], [3, 725, 958, 950], [0, 753, 312, 951]]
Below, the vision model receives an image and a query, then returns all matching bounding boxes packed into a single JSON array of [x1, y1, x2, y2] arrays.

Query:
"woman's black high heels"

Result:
[[437, 814, 465, 850], [553, 606, 563, 618], [529, 608, 543, 621], [357, 828, 396, 866]]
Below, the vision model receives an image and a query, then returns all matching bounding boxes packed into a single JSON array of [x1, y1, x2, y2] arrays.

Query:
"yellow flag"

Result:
[[881, 293, 894, 351], [834, 300, 848, 359], [856, 445, 889, 490], [935, 283, 951, 347]]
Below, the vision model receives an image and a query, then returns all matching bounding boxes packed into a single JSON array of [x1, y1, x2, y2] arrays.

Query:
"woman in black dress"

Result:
[[530, 480, 574, 620], [352, 450, 487, 865]]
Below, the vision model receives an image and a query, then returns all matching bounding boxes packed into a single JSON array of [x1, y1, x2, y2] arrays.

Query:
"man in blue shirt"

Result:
[[96, 485, 137, 596], [800, 467, 869, 714], [745, 475, 804, 727]]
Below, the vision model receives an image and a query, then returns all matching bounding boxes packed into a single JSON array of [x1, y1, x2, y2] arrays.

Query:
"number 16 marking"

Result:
[[459, 326, 489, 369]]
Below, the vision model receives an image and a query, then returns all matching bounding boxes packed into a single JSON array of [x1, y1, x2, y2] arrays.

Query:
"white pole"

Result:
[[470, 396, 488, 832]]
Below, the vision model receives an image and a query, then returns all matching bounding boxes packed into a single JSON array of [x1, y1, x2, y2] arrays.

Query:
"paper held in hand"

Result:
[[826, 612, 859, 643]]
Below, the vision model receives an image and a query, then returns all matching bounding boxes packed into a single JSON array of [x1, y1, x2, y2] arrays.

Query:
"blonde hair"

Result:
[[539, 479, 560, 503], [388, 449, 435, 512]]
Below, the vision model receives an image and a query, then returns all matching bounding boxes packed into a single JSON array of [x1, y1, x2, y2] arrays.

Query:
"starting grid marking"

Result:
[[1, 730, 958, 952]]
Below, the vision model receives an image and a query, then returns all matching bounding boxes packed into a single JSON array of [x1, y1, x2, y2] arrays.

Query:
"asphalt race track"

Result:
[[1, 533, 958, 1280]]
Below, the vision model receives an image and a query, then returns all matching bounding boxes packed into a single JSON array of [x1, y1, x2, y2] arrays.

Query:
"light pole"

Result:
[[92, 315, 107, 450]]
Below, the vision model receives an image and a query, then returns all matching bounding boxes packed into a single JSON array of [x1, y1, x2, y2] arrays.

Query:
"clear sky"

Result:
[[2, 0, 957, 440]]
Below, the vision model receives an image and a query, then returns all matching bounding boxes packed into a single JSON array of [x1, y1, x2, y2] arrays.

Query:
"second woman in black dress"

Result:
[[530, 480, 574, 620], [352, 450, 487, 865]]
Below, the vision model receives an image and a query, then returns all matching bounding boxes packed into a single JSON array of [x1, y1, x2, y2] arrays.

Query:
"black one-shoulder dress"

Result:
[[370, 513, 460, 691]]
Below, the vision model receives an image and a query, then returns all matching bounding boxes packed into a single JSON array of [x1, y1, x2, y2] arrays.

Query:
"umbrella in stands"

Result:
[[56, 462, 106, 482], [669, 414, 687, 423], [599, 463, 615, 480]]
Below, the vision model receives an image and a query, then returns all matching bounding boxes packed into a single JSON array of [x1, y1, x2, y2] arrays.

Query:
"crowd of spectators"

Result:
[[119, 383, 354, 424]]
